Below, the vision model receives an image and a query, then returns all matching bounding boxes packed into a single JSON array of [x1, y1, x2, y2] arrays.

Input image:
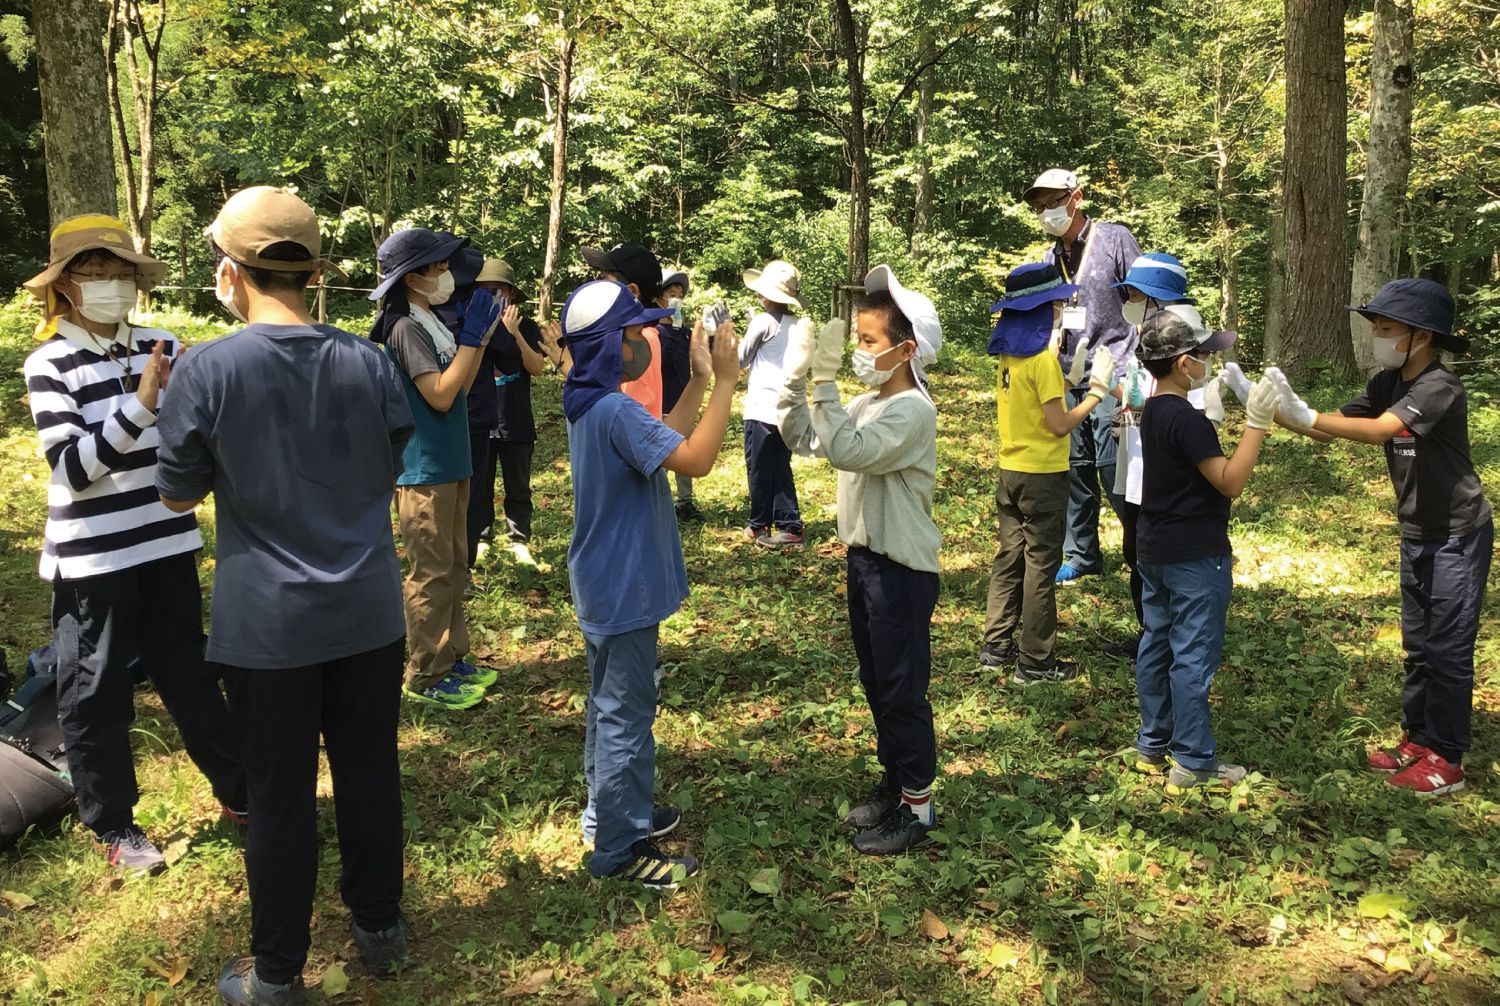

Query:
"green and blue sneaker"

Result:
[[403, 673, 484, 711], [450, 659, 497, 689]]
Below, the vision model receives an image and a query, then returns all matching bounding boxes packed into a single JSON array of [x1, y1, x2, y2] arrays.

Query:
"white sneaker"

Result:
[[509, 542, 537, 567]]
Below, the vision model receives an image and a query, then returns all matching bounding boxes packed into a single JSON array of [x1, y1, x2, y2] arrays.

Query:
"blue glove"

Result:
[[456, 288, 500, 348]]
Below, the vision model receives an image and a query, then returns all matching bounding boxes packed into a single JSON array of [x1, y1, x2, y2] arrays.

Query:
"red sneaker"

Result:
[[1386, 751, 1465, 797], [1367, 733, 1430, 773]]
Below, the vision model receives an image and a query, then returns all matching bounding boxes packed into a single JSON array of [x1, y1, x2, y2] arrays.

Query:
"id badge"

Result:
[[1061, 306, 1088, 331]]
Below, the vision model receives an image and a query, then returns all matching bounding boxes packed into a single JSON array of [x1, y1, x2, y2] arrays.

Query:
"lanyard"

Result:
[[1054, 222, 1096, 305], [88, 330, 137, 394]]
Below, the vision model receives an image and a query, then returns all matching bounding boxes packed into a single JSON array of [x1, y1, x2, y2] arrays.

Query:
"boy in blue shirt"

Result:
[[563, 279, 740, 887]]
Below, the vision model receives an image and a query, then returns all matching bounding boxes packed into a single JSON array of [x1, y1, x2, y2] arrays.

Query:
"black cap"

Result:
[[582, 243, 661, 302], [1349, 278, 1466, 352]]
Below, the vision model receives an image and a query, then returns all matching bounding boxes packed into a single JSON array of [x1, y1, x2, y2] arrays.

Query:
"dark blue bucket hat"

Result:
[[987, 263, 1077, 357], [988, 262, 1078, 313], [1111, 252, 1194, 303], [369, 228, 468, 302], [438, 232, 486, 290], [1349, 278, 1466, 351]]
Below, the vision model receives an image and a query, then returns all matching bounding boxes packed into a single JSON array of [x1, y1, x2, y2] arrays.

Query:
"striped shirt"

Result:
[[24, 319, 202, 580]]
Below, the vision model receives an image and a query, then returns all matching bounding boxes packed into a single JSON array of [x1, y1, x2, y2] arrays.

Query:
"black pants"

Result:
[[743, 419, 801, 534], [1119, 501, 1144, 628], [51, 551, 245, 835], [847, 547, 939, 792], [222, 637, 406, 985], [1398, 520, 1492, 764], [467, 432, 535, 565]]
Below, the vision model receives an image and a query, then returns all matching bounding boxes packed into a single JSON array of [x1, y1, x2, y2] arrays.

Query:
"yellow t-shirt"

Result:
[[997, 352, 1069, 473]]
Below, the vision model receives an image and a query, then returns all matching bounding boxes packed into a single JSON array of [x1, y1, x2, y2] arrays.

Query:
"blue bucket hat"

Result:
[[1111, 252, 1194, 303], [1349, 278, 1466, 352], [561, 280, 676, 422], [987, 262, 1077, 357], [369, 228, 468, 302]]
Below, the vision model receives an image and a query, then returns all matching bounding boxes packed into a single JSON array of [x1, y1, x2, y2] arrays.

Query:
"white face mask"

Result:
[[215, 258, 248, 323], [1040, 203, 1073, 237], [73, 278, 137, 325], [851, 344, 905, 387], [1373, 330, 1421, 370], [1184, 354, 1210, 391], [1121, 298, 1147, 327], [416, 269, 455, 306]]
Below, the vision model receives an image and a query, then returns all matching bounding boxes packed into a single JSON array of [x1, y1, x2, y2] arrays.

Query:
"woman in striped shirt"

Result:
[[22, 215, 244, 874]]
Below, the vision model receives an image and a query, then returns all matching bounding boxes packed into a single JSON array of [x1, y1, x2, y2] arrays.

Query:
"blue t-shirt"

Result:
[[385, 314, 472, 485], [566, 393, 687, 636], [155, 323, 414, 669]]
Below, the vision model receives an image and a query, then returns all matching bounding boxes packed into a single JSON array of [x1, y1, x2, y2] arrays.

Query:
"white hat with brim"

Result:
[[864, 264, 942, 396], [743, 259, 804, 309], [1023, 168, 1079, 205]]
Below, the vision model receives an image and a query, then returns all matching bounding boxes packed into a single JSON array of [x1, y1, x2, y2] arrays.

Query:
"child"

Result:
[[979, 263, 1115, 684], [563, 279, 740, 887], [777, 265, 944, 855], [584, 243, 666, 418], [23, 214, 244, 875], [655, 268, 701, 520], [741, 259, 808, 548], [1133, 312, 1280, 793], [369, 228, 501, 710], [1263, 279, 1491, 797]]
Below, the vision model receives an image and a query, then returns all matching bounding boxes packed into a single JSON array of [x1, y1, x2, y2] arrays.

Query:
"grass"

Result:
[[1, 292, 1499, 1005]]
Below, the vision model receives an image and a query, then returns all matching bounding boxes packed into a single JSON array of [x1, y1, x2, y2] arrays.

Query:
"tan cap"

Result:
[[476, 257, 519, 288], [205, 186, 337, 273], [23, 214, 166, 299]]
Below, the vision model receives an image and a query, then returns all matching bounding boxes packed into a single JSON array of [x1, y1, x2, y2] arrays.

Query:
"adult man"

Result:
[[1025, 168, 1142, 585], [155, 187, 415, 1004]]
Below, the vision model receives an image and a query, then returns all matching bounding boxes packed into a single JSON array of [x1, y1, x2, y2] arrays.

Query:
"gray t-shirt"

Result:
[[156, 323, 414, 669]]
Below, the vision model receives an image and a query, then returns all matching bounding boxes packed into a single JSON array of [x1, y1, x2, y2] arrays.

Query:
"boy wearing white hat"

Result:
[[741, 260, 810, 548], [777, 265, 942, 854]]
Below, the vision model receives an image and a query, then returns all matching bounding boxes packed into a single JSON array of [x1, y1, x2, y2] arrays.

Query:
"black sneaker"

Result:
[[843, 784, 899, 830], [610, 839, 700, 890], [351, 913, 413, 979], [977, 639, 1018, 668], [675, 499, 704, 522], [1011, 660, 1082, 686], [1103, 635, 1142, 660], [217, 957, 307, 1005], [852, 804, 932, 856]]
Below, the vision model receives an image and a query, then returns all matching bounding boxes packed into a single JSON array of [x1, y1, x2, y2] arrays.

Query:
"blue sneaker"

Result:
[[217, 957, 306, 1005], [1055, 563, 1088, 585], [403, 673, 484, 711], [450, 659, 497, 689]]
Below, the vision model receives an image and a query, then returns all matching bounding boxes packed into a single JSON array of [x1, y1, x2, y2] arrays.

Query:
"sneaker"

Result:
[[217, 957, 307, 1005], [508, 541, 538, 567], [756, 529, 806, 550], [583, 806, 681, 844], [1367, 733, 1430, 773], [852, 804, 932, 856], [977, 639, 1018, 669], [1104, 635, 1142, 660], [1011, 660, 1082, 686], [96, 824, 166, 874], [1133, 751, 1169, 774], [843, 785, 899, 831], [1055, 563, 1089, 585], [1165, 762, 1247, 794], [744, 526, 769, 542], [675, 499, 704, 522], [403, 674, 484, 711], [1386, 751, 1465, 797], [351, 914, 413, 979], [609, 839, 700, 890], [220, 806, 250, 831], [450, 659, 497, 690], [474, 541, 492, 565]]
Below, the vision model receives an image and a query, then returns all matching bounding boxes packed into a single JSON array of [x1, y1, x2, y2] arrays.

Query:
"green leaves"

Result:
[[1357, 891, 1414, 920], [748, 867, 781, 895], [716, 909, 752, 935]]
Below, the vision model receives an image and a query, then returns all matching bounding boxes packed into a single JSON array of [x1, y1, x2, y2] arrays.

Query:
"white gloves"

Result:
[[1066, 335, 1092, 385], [1264, 366, 1318, 430], [1203, 376, 1225, 425], [1245, 375, 1283, 430], [1087, 346, 1115, 402], [810, 318, 848, 384], [782, 317, 816, 381], [1221, 361, 1251, 404]]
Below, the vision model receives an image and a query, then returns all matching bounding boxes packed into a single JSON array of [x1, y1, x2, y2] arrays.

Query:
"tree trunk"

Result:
[[1264, 204, 1288, 362], [1349, 0, 1414, 374], [910, 33, 935, 260], [1280, 0, 1354, 377], [1214, 143, 1241, 359], [538, 35, 575, 321], [836, 0, 869, 288], [32, 0, 119, 223]]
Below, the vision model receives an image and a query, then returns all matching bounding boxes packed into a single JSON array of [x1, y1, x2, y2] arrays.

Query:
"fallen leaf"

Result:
[[708, 944, 726, 963], [1382, 950, 1413, 974], [1357, 891, 1412, 920], [138, 956, 173, 981], [975, 900, 999, 913], [1340, 976, 1368, 1004], [986, 943, 1023, 969], [144, 993, 162, 1006], [162, 837, 192, 866], [167, 957, 189, 986], [919, 908, 949, 941], [0, 891, 36, 911], [1054, 719, 1082, 741], [321, 962, 349, 997], [501, 968, 553, 997], [749, 867, 781, 895]]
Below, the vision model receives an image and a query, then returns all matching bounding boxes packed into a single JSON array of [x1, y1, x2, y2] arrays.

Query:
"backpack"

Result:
[[0, 669, 75, 848]]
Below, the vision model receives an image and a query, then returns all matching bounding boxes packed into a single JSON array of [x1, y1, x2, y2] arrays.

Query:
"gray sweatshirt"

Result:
[[777, 377, 941, 573]]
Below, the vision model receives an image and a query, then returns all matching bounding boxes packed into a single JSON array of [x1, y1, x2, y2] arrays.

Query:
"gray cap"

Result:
[[1024, 168, 1078, 204]]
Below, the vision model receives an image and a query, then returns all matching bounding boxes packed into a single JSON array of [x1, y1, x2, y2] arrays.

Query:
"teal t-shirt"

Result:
[[385, 314, 472, 485]]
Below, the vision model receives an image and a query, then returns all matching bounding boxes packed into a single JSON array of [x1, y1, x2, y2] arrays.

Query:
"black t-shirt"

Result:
[[658, 322, 692, 414], [1137, 394, 1231, 564], [1340, 362, 1492, 541], [466, 318, 544, 442]]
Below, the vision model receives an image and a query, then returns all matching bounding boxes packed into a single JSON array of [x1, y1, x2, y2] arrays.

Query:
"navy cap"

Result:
[[988, 262, 1079, 314], [370, 228, 468, 302], [582, 243, 662, 302], [1349, 278, 1466, 352]]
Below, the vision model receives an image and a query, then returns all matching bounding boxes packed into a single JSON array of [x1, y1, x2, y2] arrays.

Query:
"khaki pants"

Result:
[[984, 469, 1069, 670], [396, 481, 470, 691]]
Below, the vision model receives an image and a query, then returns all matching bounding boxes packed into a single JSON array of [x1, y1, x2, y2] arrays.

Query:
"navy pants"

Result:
[[467, 429, 535, 565], [51, 551, 245, 835], [580, 624, 659, 876], [1064, 389, 1125, 574], [1399, 520, 1492, 764], [847, 547, 939, 792], [223, 637, 406, 986], [743, 420, 802, 534]]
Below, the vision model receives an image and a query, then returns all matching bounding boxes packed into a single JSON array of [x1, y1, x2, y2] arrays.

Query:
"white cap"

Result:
[[864, 264, 942, 397], [1023, 168, 1079, 204]]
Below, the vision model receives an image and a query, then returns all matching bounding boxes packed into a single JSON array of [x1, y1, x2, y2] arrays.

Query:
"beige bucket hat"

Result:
[[743, 259, 804, 309]]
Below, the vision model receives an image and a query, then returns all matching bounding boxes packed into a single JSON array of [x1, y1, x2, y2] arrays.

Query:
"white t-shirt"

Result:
[[1118, 377, 1206, 505], [739, 311, 795, 425]]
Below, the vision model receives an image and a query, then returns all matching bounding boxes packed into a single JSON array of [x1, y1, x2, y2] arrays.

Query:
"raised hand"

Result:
[[135, 340, 169, 410], [1245, 374, 1284, 430], [502, 303, 522, 339], [782, 317, 817, 381], [457, 288, 501, 348], [710, 320, 740, 384], [1203, 375, 1225, 424], [1264, 366, 1318, 430], [1221, 361, 1252, 405], [688, 320, 712, 379], [810, 318, 848, 383], [1086, 345, 1115, 402], [1066, 334, 1092, 385]]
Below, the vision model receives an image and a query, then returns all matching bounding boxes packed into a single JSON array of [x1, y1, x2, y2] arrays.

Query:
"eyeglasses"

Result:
[[67, 268, 137, 283], [1031, 190, 1074, 213]]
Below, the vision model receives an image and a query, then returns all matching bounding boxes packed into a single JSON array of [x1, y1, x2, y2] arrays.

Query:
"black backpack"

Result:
[[0, 659, 75, 848]]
